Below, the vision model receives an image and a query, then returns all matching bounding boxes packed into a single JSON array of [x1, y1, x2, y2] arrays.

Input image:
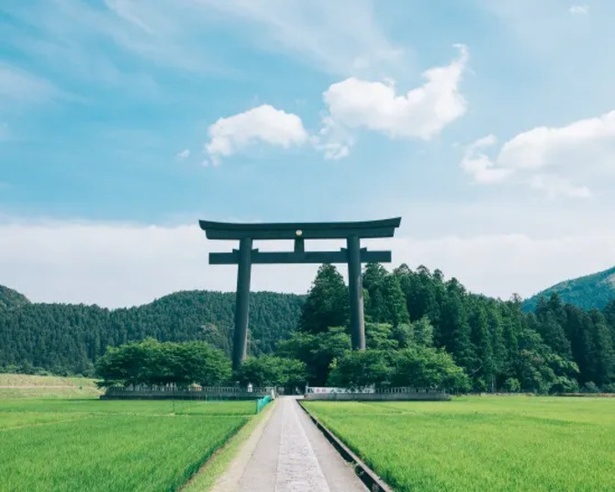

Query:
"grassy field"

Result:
[[304, 396, 615, 492], [0, 373, 102, 399], [0, 375, 259, 492]]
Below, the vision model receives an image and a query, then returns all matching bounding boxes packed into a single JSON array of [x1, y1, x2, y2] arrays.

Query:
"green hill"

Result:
[[0, 285, 30, 311], [0, 287, 304, 375], [2, 260, 615, 392], [524, 266, 615, 311]]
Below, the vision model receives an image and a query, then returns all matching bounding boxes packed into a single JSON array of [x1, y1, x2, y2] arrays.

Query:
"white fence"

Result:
[[304, 385, 450, 401]]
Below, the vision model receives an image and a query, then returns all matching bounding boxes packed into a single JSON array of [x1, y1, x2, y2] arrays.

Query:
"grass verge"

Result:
[[182, 399, 275, 492]]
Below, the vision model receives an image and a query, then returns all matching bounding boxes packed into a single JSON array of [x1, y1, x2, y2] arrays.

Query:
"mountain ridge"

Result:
[[0, 285, 30, 311], [0, 286, 305, 375], [524, 265, 615, 311]]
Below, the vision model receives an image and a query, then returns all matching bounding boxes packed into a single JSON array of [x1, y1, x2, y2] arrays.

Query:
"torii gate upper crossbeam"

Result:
[[199, 218, 400, 240]]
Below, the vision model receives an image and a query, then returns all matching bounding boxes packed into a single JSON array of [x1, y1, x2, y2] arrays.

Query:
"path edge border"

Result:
[[297, 400, 393, 492]]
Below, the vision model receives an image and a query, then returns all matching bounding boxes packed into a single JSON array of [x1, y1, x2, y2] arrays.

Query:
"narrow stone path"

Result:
[[212, 397, 367, 492]]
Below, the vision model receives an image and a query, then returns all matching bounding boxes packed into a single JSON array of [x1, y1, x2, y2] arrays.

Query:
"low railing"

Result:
[[304, 385, 450, 401], [256, 395, 272, 413], [376, 386, 442, 394], [101, 385, 275, 400], [305, 385, 443, 394]]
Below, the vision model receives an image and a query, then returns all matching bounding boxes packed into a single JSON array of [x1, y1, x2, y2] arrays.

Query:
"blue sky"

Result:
[[2, 0, 615, 307]]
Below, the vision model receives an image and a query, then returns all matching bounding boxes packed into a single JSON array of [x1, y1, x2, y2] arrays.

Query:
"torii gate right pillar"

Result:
[[347, 235, 366, 350]]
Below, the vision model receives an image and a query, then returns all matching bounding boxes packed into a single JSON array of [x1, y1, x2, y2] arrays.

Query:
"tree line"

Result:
[[95, 338, 308, 390], [94, 263, 615, 393], [286, 263, 614, 393], [2, 263, 615, 393], [0, 291, 303, 376]]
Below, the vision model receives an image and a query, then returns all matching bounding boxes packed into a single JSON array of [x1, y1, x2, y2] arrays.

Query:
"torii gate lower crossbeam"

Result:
[[199, 218, 401, 371]]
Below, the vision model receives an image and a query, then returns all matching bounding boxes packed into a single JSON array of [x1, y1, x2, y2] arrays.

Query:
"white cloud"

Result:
[[529, 174, 591, 199], [0, 221, 320, 307], [101, 0, 225, 73], [0, 0, 224, 95], [378, 231, 615, 300], [0, 63, 63, 106], [570, 5, 589, 15], [461, 135, 513, 184], [196, 0, 410, 77], [462, 110, 615, 197], [204, 46, 467, 163], [3, 0, 411, 84], [318, 45, 468, 155], [105, 0, 156, 34], [311, 116, 355, 160], [176, 148, 190, 160], [204, 104, 309, 165], [2, 219, 615, 307]]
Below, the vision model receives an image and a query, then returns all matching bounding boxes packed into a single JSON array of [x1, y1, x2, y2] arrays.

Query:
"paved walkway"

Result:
[[212, 397, 367, 492]]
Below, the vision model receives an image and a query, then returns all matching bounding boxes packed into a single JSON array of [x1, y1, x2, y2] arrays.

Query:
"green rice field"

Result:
[[0, 396, 255, 491], [304, 396, 615, 492]]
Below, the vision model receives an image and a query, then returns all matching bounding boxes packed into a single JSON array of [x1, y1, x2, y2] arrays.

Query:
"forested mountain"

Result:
[[524, 265, 615, 311], [372, 265, 615, 392], [3, 262, 615, 393], [0, 286, 30, 311], [0, 289, 304, 376], [276, 264, 615, 393]]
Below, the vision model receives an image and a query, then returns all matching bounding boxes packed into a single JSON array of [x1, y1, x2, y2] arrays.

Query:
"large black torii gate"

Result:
[[199, 217, 401, 370]]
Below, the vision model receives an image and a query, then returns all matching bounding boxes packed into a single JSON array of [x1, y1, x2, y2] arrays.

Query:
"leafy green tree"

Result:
[[363, 263, 388, 322], [390, 323, 413, 349], [411, 316, 435, 347], [486, 302, 507, 386], [299, 265, 348, 335], [514, 329, 578, 393], [603, 300, 615, 337], [503, 377, 521, 392], [380, 274, 410, 326], [468, 301, 495, 391], [176, 341, 231, 387], [327, 350, 393, 389], [389, 346, 470, 392], [96, 338, 156, 387], [440, 280, 477, 374], [582, 381, 601, 393], [276, 326, 351, 386], [366, 323, 399, 350], [584, 311, 615, 386], [95, 339, 231, 388], [397, 265, 442, 324], [534, 295, 572, 359], [363, 264, 409, 326], [236, 355, 307, 388]]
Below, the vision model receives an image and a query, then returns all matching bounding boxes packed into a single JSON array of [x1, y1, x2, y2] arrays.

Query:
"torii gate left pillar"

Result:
[[200, 218, 401, 371]]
